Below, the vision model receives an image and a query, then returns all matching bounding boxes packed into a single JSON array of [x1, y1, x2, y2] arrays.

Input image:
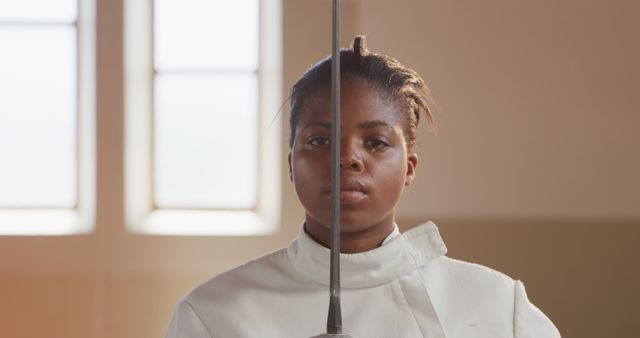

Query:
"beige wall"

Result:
[[1, 0, 638, 337]]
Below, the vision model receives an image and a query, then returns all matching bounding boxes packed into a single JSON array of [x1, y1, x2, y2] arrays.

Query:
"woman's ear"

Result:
[[288, 153, 293, 182], [405, 153, 418, 186]]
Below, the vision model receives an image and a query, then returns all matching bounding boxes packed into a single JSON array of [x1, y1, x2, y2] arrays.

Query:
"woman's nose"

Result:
[[339, 141, 364, 171]]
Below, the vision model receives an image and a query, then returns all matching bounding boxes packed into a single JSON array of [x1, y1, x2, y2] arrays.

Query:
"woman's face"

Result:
[[289, 77, 418, 236]]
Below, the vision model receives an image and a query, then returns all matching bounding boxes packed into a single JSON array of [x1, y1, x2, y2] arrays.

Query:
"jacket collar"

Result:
[[286, 221, 447, 288]]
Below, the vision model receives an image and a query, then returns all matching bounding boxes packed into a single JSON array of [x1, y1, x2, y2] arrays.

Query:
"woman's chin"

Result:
[[306, 209, 384, 234], [337, 215, 378, 233]]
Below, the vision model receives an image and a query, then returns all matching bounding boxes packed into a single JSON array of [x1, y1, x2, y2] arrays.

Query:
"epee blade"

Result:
[[310, 0, 351, 337]]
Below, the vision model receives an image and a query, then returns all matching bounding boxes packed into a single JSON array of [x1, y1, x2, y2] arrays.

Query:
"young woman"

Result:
[[165, 37, 560, 338]]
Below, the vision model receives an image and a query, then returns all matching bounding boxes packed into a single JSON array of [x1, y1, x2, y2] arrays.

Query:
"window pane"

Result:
[[0, 26, 77, 208], [154, 0, 258, 71], [0, 0, 76, 22], [154, 74, 257, 209]]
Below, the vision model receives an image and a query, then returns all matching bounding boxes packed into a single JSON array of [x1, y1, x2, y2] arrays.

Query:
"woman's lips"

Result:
[[338, 189, 367, 204], [325, 188, 367, 204], [324, 178, 368, 204]]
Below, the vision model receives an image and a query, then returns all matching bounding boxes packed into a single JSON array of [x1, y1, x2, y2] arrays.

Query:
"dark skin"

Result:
[[288, 77, 418, 253]]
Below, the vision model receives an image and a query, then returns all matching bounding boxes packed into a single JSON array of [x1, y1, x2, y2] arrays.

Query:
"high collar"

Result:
[[286, 221, 448, 288]]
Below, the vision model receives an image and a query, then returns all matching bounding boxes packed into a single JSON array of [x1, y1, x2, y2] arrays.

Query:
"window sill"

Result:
[[126, 209, 279, 236], [0, 209, 93, 236]]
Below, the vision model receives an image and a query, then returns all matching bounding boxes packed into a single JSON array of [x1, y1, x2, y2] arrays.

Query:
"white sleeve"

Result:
[[513, 280, 561, 338], [165, 299, 212, 338]]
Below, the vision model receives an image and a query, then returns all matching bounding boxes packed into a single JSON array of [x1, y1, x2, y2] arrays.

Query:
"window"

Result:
[[125, 0, 282, 235], [0, 0, 95, 235]]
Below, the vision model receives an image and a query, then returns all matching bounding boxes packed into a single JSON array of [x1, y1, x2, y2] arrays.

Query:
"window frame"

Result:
[[124, 0, 282, 235], [0, 0, 96, 235]]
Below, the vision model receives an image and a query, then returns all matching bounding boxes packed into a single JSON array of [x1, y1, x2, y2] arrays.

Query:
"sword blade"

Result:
[[327, 0, 343, 335]]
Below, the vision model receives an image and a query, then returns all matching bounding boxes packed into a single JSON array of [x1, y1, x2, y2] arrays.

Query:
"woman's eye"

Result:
[[308, 137, 330, 146], [365, 139, 389, 151]]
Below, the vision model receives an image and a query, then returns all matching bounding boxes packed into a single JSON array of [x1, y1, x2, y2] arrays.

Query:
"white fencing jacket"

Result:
[[166, 221, 560, 338]]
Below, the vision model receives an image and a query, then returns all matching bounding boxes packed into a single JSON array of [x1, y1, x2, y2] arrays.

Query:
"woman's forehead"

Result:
[[299, 79, 403, 127]]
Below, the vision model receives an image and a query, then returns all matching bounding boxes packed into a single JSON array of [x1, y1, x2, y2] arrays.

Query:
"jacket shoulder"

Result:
[[435, 256, 516, 288]]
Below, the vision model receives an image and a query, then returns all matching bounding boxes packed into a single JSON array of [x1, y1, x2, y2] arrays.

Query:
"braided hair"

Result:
[[289, 36, 434, 152]]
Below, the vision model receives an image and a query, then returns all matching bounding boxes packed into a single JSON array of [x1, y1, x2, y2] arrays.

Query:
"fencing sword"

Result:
[[311, 0, 351, 337]]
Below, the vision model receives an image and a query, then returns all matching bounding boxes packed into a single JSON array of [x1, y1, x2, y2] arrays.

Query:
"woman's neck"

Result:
[[303, 215, 396, 253]]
